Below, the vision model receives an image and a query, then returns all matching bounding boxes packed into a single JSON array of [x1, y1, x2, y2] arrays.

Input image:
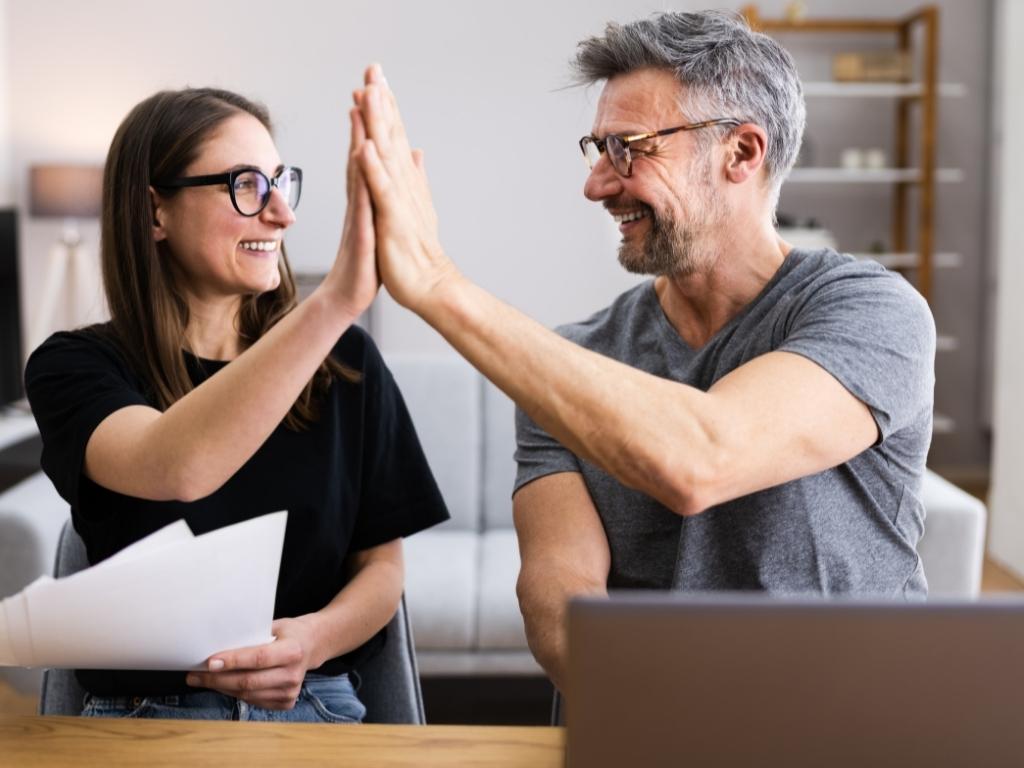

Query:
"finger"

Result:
[[354, 169, 374, 233], [243, 696, 298, 712], [359, 67, 412, 164], [346, 109, 363, 204], [352, 173, 376, 259], [205, 639, 303, 674], [412, 148, 425, 171], [352, 107, 368, 147], [365, 67, 410, 153], [364, 62, 384, 87], [358, 140, 398, 210], [187, 666, 300, 695], [361, 84, 395, 155], [379, 73, 408, 147]]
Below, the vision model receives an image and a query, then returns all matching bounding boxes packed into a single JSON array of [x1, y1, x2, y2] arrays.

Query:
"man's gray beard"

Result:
[[617, 155, 721, 277], [617, 212, 700, 277]]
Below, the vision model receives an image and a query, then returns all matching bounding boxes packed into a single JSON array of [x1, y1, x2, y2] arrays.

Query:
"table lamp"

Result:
[[28, 164, 104, 350]]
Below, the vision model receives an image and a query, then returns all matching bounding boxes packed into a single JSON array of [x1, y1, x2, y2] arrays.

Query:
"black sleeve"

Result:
[[345, 331, 449, 550], [24, 329, 149, 508]]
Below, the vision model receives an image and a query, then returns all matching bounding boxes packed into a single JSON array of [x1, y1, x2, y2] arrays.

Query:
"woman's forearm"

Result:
[[85, 287, 356, 501]]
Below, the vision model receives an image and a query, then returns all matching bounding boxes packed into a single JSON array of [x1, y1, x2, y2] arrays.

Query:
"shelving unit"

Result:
[[786, 167, 962, 184], [743, 5, 961, 435], [742, 4, 956, 303]]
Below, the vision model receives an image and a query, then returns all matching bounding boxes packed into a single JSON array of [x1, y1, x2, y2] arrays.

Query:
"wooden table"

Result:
[[0, 715, 565, 767]]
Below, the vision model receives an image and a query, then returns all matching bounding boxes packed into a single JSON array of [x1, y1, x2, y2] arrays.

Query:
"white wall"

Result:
[[8, 0, 658, 356], [988, 0, 1024, 579], [0, 0, 12, 206], [3, 1, 1001, 469]]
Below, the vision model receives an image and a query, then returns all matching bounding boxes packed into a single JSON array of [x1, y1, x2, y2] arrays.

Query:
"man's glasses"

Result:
[[579, 119, 741, 177], [155, 166, 303, 217]]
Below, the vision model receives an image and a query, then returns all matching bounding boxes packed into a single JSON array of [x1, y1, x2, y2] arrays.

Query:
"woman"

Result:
[[24, 87, 448, 722]]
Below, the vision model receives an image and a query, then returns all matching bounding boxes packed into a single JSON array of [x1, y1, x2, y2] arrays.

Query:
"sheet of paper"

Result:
[[0, 511, 286, 670], [101, 518, 194, 568]]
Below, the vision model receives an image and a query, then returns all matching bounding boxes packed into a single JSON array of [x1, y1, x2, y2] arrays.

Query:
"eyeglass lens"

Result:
[[232, 168, 301, 215], [582, 136, 629, 176]]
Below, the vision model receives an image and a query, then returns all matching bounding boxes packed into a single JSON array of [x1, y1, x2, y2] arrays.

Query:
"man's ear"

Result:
[[149, 186, 168, 242], [723, 123, 768, 184]]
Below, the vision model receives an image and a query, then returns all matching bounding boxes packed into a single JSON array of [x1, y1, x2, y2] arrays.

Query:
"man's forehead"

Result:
[[592, 68, 686, 134]]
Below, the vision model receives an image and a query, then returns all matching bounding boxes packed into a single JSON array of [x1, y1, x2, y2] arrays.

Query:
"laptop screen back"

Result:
[[566, 593, 1024, 768]]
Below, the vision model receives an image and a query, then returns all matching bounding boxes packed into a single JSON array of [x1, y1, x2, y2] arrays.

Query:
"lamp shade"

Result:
[[29, 165, 103, 218]]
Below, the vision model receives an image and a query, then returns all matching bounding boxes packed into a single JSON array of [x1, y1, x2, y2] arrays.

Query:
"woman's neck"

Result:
[[184, 295, 244, 361]]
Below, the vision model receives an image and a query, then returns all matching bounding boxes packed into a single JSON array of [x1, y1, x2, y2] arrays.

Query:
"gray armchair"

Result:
[[39, 519, 425, 723]]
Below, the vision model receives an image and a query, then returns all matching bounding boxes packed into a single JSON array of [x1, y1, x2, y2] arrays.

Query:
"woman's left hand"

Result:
[[186, 616, 324, 710]]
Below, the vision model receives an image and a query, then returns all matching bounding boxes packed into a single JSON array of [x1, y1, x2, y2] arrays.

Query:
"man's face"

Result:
[[583, 68, 727, 277]]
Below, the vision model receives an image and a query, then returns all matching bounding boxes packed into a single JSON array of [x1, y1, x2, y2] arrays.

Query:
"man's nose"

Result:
[[583, 154, 623, 202]]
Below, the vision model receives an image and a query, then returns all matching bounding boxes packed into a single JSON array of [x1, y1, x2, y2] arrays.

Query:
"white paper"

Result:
[[0, 511, 286, 670]]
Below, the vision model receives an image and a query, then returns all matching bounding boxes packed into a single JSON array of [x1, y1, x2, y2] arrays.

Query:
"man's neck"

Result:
[[655, 224, 791, 349]]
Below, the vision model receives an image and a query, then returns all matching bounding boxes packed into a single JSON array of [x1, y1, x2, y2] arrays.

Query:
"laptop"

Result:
[[565, 593, 1024, 768]]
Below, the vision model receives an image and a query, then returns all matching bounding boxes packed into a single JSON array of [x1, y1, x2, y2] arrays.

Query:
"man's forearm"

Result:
[[420, 275, 714, 515]]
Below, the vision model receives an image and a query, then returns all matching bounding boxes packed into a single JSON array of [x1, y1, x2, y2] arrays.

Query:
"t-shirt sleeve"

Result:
[[24, 330, 149, 508], [777, 266, 936, 441], [513, 404, 583, 495], [349, 336, 450, 550]]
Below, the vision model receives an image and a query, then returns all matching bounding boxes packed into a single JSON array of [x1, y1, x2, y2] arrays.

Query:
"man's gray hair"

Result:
[[573, 10, 805, 194]]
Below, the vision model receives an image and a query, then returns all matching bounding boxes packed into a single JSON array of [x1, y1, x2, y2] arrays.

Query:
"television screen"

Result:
[[0, 208, 23, 406]]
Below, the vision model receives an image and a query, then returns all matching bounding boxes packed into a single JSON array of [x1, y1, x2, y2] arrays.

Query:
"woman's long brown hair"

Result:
[[101, 88, 355, 430]]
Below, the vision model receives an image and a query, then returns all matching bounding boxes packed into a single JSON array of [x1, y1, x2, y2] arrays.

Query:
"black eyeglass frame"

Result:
[[154, 166, 303, 217], [579, 119, 742, 177]]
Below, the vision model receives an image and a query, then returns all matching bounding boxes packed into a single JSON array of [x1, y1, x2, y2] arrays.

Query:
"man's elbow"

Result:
[[651, 443, 726, 518], [515, 573, 567, 689]]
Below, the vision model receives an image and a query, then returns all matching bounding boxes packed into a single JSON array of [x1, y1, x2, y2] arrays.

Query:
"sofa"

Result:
[[0, 354, 990, 694]]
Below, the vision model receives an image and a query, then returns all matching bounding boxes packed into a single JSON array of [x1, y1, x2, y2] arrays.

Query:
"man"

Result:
[[351, 10, 935, 692]]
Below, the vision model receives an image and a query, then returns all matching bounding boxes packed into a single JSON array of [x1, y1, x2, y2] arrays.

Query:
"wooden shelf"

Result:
[[744, 4, 945, 303], [852, 252, 961, 269], [802, 82, 966, 98], [787, 168, 962, 184]]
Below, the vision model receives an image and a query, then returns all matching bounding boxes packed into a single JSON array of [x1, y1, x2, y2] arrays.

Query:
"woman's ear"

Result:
[[724, 123, 768, 185], [149, 186, 168, 242]]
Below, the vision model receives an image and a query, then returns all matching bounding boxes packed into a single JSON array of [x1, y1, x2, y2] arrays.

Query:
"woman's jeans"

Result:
[[81, 672, 366, 723]]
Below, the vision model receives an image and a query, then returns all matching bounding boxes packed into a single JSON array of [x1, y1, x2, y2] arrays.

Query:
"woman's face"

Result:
[[152, 112, 295, 303]]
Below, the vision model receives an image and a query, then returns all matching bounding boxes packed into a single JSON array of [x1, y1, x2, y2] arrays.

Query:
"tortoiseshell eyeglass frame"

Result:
[[579, 118, 742, 177]]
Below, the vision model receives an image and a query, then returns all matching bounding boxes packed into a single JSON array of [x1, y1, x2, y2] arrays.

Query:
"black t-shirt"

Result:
[[24, 323, 449, 696]]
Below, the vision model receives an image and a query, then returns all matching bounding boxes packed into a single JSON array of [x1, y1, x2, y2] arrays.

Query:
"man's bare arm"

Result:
[[513, 472, 610, 692], [355, 66, 879, 517]]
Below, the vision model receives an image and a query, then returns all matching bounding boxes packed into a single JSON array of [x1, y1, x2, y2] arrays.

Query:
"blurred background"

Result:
[[1, 0, 1021, 720]]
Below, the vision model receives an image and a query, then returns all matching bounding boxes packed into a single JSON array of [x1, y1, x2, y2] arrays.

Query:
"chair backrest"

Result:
[[40, 519, 426, 724]]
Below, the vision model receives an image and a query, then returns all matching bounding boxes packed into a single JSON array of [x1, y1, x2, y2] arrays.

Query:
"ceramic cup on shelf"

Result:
[[840, 148, 865, 170], [864, 148, 887, 170]]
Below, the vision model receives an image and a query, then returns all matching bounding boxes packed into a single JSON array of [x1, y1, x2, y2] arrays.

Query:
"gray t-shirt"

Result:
[[514, 248, 935, 598]]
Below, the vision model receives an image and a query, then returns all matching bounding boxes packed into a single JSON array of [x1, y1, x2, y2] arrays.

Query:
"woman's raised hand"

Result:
[[354, 64, 461, 314], [321, 102, 381, 325]]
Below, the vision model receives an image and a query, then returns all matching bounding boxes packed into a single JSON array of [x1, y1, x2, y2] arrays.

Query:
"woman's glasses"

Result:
[[579, 119, 740, 177], [156, 166, 303, 217]]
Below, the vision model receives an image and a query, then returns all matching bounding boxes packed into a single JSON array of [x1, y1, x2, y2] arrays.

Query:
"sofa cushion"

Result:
[[403, 530, 478, 650], [0, 471, 70, 694], [919, 470, 987, 597], [385, 356, 481, 531], [0, 472, 69, 595], [478, 529, 528, 649], [483, 382, 517, 531]]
